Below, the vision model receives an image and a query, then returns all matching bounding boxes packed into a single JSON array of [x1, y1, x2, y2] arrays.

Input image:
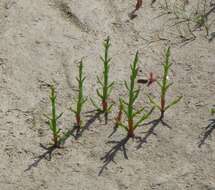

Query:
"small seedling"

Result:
[[211, 107, 215, 115], [115, 99, 123, 128], [91, 37, 114, 123], [119, 52, 154, 138], [70, 60, 87, 130], [148, 47, 182, 120], [44, 85, 63, 147], [192, 1, 215, 36], [157, 0, 214, 40]]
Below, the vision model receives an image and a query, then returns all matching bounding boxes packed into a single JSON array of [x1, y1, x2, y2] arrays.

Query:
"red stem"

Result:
[[160, 98, 165, 119], [53, 134, 58, 147], [128, 119, 134, 138], [76, 114, 81, 127], [102, 100, 107, 112], [115, 109, 122, 126]]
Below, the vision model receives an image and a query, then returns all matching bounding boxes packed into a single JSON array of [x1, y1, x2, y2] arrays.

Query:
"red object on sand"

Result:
[[135, 0, 143, 11], [129, 0, 143, 19], [137, 72, 156, 86], [147, 72, 156, 86]]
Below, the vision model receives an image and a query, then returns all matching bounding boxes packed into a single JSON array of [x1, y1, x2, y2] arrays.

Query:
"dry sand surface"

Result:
[[0, 0, 215, 189]]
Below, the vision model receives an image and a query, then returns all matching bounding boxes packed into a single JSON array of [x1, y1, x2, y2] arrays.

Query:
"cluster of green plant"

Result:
[[44, 37, 182, 146], [157, 0, 215, 40]]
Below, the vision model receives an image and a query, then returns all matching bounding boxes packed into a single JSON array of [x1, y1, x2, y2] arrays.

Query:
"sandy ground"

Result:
[[0, 0, 215, 189]]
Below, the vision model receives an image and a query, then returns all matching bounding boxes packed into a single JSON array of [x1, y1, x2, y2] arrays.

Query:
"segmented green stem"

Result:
[[120, 52, 153, 138], [50, 86, 57, 143], [91, 37, 114, 120], [148, 47, 182, 120], [45, 85, 63, 147], [71, 60, 87, 128]]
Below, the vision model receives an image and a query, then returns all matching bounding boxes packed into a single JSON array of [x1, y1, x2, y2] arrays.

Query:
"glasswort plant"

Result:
[[71, 60, 87, 130], [119, 52, 154, 138], [91, 37, 114, 122], [44, 85, 63, 147], [148, 47, 182, 120]]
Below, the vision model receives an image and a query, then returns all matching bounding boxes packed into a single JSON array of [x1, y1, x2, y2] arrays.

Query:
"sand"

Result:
[[0, 0, 215, 189]]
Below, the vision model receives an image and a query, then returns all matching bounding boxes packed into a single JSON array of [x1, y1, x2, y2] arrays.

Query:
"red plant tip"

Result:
[[147, 72, 156, 87]]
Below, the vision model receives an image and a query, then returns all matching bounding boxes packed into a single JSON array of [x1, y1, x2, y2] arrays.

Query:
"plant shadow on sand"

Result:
[[99, 118, 171, 176], [24, 127, 77, 172], [198, 119, 215, 148], [135, 118, 171, 149], [98, 136, 129, 176], [108, 123, 119, 138], [73, 110, 102, 139], [24, 144, 61, 172], [25, 110, 101, 172]]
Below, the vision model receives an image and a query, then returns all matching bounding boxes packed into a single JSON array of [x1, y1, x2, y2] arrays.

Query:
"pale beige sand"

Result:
[[0, 0, 215, 189]]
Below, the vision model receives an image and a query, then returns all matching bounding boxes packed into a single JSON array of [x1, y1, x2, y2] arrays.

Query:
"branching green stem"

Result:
[[44, 85, 63, 147], [91, 37, 114, 123], [119, 52, 154, 137], [70, 60, 87, 129], [148, 47, 182, 120]]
